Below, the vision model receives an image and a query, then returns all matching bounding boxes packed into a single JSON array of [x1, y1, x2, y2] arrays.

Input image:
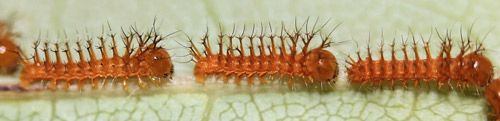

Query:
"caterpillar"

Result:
[[187, 20, 339, 89], [347, 29, 493, 90], [485, 78, 500, 121], [0, 21, 19, 75], [19, 25, 174, 91]]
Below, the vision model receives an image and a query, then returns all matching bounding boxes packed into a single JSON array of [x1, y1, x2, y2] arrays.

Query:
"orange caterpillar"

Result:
[[347, 30, 493, 90], [0, 21, 19, 74], [486, 78, 500, 121], [19, 26, 173, 91], [188, 21, 339, 88]]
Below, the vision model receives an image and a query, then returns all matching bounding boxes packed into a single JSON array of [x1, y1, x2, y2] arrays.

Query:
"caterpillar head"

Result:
[[304, 48, 338, 83], [142, 48, 173, 77], [462, 53, 493, 87], [0, 23, 19, 74]]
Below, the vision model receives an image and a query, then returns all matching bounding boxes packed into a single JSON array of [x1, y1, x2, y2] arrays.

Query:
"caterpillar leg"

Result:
[[137, 76, 147, 89], [151, 76, 161, 87], [258, 74, 267, 85], [122, 79, 129, 92], [303, 77, 310, 88], [77, 79, 85, 91], [389, 80, 396, 90], [63, 80, 72, 91], [48, 79, 58, 90], [101, 78, 108, 89], [234, 76, 241, 86], [287, 77, 294, 90], [90, 78, 98, 89], [401, 80, 409, 89], [19, 78, 32, 91], [195, 73, 206, 84], [374, 80, 382, 90], [247, 74, 255, 86], [222, 73, 230, 84], [110, 78, 117, 88], [424, 80, 432, 91], [437, 80, 446, 89]]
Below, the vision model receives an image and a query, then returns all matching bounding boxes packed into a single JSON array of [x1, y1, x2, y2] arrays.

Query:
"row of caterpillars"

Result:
[[1, 19, 500, 121]]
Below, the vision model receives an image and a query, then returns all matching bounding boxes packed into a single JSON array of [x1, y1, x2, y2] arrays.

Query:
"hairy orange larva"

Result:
[[347, 29, 493, 90], [19, 24, 174, 91], [188, 20, 339, 89]]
